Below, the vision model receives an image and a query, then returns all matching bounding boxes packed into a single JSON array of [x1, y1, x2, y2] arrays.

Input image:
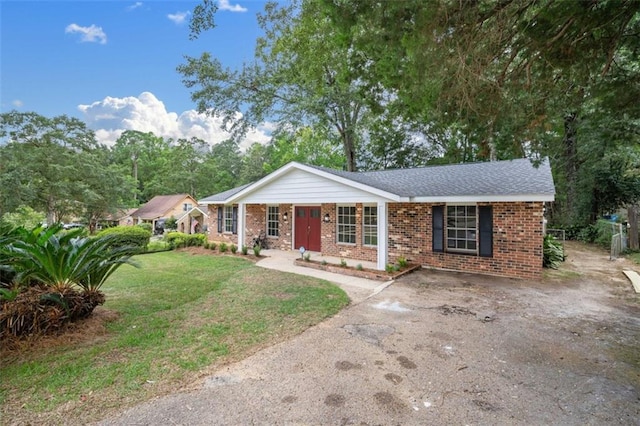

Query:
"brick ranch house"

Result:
[[199, 159, 555, 279]]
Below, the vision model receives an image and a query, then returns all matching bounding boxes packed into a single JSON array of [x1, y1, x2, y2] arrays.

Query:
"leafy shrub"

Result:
[[209, 242, 217, 250], [165, 232, 206, 249], [241, 245, 248, 255], [356, 263, 363, 271], [137, 223, 153, 233], [204, 242, 210, 249], [304, 253, 311, 261], [340, 258, 347, 267], [543, 234, 565, 269], [321, 260, 327, 265], [165, 216, 178, 231], [385, 264, 394, 273], [397, 256, 408, 268], [0, 225, 136, 338], [219, 242, 228, 253], [147, 240, 170, 252], [230, 244, 238, 254], [95, 225, 151, 253], [253, 245, 261, 256]]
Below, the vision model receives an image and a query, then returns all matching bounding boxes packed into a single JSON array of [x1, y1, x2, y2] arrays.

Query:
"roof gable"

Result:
[[132, 194, 196, 220]]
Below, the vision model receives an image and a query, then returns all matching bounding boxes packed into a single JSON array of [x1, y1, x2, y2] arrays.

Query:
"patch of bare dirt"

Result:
[[0, 307, 118, 365]]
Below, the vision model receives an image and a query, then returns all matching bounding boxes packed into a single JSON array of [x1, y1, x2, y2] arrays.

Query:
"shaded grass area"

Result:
[[0, 252, 349, 425]]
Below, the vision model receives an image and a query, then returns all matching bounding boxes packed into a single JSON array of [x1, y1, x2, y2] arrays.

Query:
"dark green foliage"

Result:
[[96, 226, 151, 253], [397, 256, 408, 268], [543, 235, 566, 269], [209, 242, 217, 250], [252, 245, 261, 256], [0, 224, 136, 338], [230, 244, 237, 254], [578, 219, 621, 248], [164, 232, 206, 249], [137, 223, 153, 233], [219, 242, 228, 253], [165, 216, 178, 231], [241, 245, 248, 255]]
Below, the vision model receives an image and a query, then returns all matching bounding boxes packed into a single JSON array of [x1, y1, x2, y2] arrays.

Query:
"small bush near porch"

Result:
[[0, 252, 348, 425]]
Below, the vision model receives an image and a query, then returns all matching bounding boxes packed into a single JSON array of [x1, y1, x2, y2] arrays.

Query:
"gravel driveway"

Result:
[[99, 242, 640, 425]]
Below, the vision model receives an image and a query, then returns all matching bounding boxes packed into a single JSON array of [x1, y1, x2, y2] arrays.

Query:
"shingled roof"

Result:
[[200, 183, 252, 203], [200, 158, 555, 203], [131, 194, 192, 220], [306, 158, 555, 199]]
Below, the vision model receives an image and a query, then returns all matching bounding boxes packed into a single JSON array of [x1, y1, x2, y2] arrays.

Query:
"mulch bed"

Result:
[[293, 259, 421, 281]]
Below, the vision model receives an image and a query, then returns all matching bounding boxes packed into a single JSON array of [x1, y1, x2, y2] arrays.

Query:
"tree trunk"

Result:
[[342, 130, 357, 172], [132, 157, 138, 202], [563, 112, 579, 222], [628, 205, 638, 250]]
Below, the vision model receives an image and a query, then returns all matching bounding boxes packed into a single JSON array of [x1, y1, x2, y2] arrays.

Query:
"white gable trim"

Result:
[[227, 162, 403, 203], [175, 206, 209, 222]]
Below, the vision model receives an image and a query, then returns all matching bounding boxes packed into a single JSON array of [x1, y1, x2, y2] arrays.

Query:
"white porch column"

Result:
[[377, 201, 388, 271], [237, 203, 245, 249]]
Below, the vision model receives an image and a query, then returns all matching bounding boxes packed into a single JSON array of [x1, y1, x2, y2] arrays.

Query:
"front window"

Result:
[[267, 205, 279, 237], [363, 205, 377, 246], [337, 205, 356, 244], [224, 205, 234, 233], [446, 205, 477, 252], [183, 203, 192, 211]]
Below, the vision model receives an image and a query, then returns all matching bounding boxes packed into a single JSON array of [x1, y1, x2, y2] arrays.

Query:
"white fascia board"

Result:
[[227, 161, 403, 203], [410, 194, 555, 203]]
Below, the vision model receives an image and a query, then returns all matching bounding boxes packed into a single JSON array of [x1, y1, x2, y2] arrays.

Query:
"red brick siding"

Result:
[[388, 202, 544, 279], [321, 203, 378, 262], [208, 201, 544, 279], [205, 205, 237, 245], [244, 204, 293, 250]]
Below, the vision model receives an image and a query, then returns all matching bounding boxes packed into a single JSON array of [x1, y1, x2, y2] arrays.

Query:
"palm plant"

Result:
[[4, 224, 137, 292], [1, 224, 139, 337]]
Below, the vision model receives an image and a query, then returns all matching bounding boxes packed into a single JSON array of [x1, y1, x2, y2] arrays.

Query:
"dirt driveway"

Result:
[[100, 242, 640, 425]]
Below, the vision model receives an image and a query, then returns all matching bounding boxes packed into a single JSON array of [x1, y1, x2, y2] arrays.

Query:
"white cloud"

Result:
[[218, 0, 248, 12], [65, 23, 107, 44], [127, 2, 142, 11], [12, 100, 24, 108], [127, 2, 143, 11], [78, 92, 271, 150], [167, 11, 189, 25]]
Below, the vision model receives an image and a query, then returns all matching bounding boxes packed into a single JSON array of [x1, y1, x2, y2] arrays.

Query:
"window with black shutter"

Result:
[[432, 205, 444, 252]]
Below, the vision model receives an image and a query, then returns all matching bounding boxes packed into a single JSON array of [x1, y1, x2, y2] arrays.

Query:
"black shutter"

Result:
[[478, 205, 493, 258], [217, 206, 223, 233], [232, 206, 238, 234], [432, 205, 444, 252]]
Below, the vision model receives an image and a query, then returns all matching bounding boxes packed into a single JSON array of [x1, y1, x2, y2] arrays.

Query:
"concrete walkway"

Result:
[[256, 250, 393, 303]]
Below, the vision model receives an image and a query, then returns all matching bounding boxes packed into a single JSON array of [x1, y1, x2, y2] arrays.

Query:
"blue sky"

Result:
[[1, 0, 271, 147]]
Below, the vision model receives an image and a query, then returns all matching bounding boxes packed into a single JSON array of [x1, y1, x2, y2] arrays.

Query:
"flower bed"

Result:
[[293, 259, 421, 281]]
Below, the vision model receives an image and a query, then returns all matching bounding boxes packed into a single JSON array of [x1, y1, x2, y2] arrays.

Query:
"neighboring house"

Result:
[[131, 194, 199, 233], [199, 159, 555, 279], [101, 208, 138, 227], [175, 205, 209, 234]]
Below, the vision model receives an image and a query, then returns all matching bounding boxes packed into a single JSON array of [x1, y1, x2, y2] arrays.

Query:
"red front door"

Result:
[[294, 206, 321, 252]]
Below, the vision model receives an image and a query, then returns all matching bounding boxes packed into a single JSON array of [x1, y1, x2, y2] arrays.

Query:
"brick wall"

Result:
[[388, 202, 544, 279], [207, 201, 544, 279], [243, 204, 293, 250], [205, 204, 237, 245], [321, 203, 378, 262]]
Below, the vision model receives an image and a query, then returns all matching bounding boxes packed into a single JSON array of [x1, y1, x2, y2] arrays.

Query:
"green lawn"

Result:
[[0, 252, 349, 425]]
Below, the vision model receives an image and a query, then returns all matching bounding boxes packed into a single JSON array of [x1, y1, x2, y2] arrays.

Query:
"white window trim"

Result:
[[445, 204, 478, 254], [266, 205, 279, 238], [362, 204, 378, 247], [224, 205, 234, 234], [336, 204, 357, 245]]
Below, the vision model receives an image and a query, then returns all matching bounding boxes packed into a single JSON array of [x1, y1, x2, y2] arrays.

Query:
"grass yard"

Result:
[[0, 252, 349, 425]]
